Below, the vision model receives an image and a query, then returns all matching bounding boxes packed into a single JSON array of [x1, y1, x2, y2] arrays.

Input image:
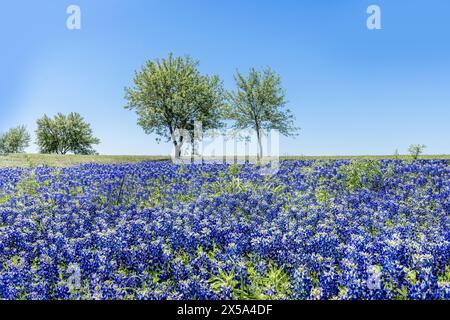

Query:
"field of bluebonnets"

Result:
[[0, 159, 449, 300]]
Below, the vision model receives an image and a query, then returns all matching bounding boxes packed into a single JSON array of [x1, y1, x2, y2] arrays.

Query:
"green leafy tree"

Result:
[[408, 144, 426, 160], [36, 113, 100, 155], [226, 67, 298, 159], [124, 53, 225, 158], [0, 125, 31, 154]]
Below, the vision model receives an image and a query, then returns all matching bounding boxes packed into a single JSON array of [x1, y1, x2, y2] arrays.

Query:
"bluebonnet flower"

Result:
[[0, 160, 448, 299]]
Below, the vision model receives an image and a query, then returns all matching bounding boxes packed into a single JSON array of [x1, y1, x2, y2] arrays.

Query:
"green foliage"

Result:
[[16, 171, 40, 197], [36, 113, 100, 155], [236, 262, 291, 300], [405, 269, 417, 286], [225, 67, 298, 158], [339, 160, 383, 192], [210, 176, 248, 195], [0, 194, 10, 205], [209, 268, 239, 295], [178, 163, 186, 174], [408, 144, 426, 160], [0, 125, 30, 154], [395, 285, 409, 300], [209, 260, 291, 300], [438, 266, 450, 283], [227, 163, 241, 176], [228, 177, 247, 194], [315, 186, 330, 205], [125, 53, 225, 158], [273, 184, 285, 196]]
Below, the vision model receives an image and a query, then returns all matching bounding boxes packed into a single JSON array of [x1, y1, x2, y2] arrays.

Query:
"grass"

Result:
[[0, 153, 449, 168], [0, 154, 169, 168], [282, 155, 450, 160]]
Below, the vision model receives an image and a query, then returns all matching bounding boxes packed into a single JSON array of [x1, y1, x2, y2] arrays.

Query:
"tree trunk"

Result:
[[173, 140, 182, 159], [170, 127, 182, 160], [191, 141, 196, 162], [256, 129, 263, 160]]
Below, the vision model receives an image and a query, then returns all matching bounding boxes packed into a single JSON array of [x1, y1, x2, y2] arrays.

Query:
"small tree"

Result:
[[0, 125, 31, 154], [226, 67, 298, 159], [125, 53, 225, 158], [393, 148, 400, 160], [408, 144, 426, 160], [36, 113, 100, 155]]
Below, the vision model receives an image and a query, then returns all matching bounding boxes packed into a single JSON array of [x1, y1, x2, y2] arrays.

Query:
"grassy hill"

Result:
[[0, 153, 449, 168], [0, 154, 168, 168]]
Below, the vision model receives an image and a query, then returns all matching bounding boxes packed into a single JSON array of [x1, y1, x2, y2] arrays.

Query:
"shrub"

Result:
[[408, 144, 426, 160], [36, 113, 100, 155], [339, 160, 383, 192], [0, 125, 31, 154]]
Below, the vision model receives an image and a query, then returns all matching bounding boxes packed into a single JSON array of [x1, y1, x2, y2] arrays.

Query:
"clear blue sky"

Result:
[[1, 0, 449, 155]]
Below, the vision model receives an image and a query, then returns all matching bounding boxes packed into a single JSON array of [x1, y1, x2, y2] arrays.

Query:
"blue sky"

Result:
[[1, 0, 449, 155]]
